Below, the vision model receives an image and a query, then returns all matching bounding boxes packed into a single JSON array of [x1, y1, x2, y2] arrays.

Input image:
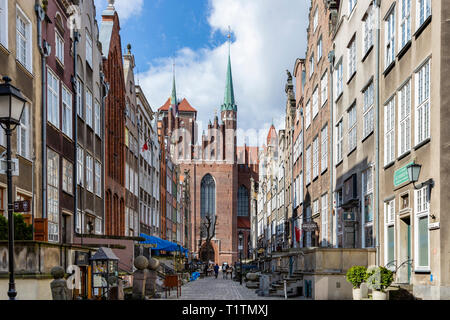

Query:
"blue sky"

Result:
[[94, 0, 309, 146]]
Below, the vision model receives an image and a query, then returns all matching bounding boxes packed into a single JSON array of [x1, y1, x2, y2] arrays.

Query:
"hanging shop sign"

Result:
[[302, 221, 318, 232]]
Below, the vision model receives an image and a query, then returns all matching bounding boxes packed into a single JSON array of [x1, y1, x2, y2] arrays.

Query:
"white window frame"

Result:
[[47, 148, 59, 242], [398, 79, 411, 156], [62, 158, 73, 195], [86, 31, 93, 68], [313, 7, 318, 32], [348, 37, 357, 80], [362, 167, 374, 248], [384, 199, 396, 270], [62, 85, 72, 139], [385, 8, 396, 69], [55, 30, 64, 65], [399, 0, 411, 50], [305, 145, 311, 185], [16, 5, 32, 72], [384, 98, 395, 165], [76, 78, 83, 118], [336, 60, 343, 97], [47, 69, 60, 128], [336, 120, 343, 163], [95, 160, 101, 197], [414, 59, 430, 146], [416, 0, 431, 30], [94, 100, 101, 136], [312, 86, 319, 119], [321, 71, 328, 107], [349, 0, 357, 15], [414, 186, 430, 272], [321, 193, 328, 246], [309, 53, 314, 78], [17, 103, 30, 159], [362, 5, 374, 56], [348, 104, 357, 152], [321, 125, 328, 173], [305, 100, 311, 129], [85, 88, 93, 127], [363, 81, 374, 138], [317, 36, 322, 62], [95, 217, 102, 235], [77, 146, 84, 186], [86, 154, 93, 192], [0, 0, 8, 49], [312, 136, 319, 179]]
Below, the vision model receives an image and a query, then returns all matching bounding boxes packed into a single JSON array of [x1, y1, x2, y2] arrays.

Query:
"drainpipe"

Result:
[[72, 30, 80, 241], [328, 50, 335, 247], [35, 4, 50, 222], [300, 105, 304, 248], [374, 0, 381, 266]]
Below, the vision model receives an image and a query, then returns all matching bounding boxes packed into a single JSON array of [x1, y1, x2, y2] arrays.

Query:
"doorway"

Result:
[[398, 217, 411, 284]]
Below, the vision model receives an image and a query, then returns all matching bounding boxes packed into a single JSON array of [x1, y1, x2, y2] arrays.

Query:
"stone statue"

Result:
[[132, 255, 149, 300], [50, 266, 70, 300]]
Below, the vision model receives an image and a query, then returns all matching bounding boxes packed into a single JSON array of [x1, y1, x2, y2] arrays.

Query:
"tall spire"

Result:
[[221, 27, 237, 112], [171, 59, 177, 106]]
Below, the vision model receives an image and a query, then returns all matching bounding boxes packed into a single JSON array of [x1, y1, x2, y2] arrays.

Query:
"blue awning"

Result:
[[139, 234, 188, 258]]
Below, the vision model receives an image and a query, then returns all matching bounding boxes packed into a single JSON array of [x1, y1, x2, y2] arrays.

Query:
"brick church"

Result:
[[158, 50, 258, 265]]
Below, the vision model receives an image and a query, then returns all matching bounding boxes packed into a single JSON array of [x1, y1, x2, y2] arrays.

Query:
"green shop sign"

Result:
[[394, 162, 414, 187]]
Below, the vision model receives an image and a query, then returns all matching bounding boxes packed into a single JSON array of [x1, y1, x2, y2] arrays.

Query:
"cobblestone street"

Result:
[[160, 276, 286, 300]]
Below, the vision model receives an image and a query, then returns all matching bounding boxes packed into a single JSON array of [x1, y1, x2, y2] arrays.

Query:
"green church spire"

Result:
[[221, 28, 237, 112], [170, 60, 177, 106]]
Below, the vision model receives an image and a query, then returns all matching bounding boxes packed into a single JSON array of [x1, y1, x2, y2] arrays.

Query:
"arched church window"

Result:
[[201, 174, 215, 218], [238, 185, 249, 216]]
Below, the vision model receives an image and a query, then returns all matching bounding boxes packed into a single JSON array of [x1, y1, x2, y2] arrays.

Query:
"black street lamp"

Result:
[[238, 231, 243, 285], [0, 76, 27, 300]]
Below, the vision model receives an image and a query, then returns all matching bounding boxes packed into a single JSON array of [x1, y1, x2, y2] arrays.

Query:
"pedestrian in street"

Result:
[[214, 264, 219, 279], [222, 263, 227, 279], [204, 263, 208, 277]]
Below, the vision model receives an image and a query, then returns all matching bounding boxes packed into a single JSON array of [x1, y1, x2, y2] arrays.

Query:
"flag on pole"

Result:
[[295, 226, 301, 242], [142, 141, 148, 152]]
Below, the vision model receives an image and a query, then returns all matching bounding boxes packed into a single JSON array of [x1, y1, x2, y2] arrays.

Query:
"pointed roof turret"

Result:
[[221, 28, 237, 112]]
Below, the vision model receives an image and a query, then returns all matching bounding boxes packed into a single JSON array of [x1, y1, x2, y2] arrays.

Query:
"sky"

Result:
[[94, 0, 310, 147]]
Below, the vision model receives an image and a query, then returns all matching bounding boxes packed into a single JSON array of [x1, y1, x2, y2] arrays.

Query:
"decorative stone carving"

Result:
[[50, 266, 70, 300]]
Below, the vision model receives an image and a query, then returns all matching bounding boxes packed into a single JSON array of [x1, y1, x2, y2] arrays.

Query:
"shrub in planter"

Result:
[[346, 266, 367, 288], [365, 266, 394, 292]]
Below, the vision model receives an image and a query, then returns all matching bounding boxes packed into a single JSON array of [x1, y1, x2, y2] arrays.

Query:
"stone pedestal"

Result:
[[258, 274, 270, 296], [145, 270, 157, 296], [132, 256, 149, 300]]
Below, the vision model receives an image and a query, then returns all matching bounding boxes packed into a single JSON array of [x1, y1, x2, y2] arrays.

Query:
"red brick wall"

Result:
[[103, 12, 126, 236]]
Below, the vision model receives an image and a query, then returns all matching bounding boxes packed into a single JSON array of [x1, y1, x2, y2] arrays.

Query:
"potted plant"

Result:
[[365, 266, 394, 300], [346, 266, 368, 300]]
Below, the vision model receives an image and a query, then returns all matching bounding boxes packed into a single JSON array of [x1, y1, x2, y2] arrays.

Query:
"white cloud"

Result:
[[95, 0, 144, 22], [138, 0, 310, 147]]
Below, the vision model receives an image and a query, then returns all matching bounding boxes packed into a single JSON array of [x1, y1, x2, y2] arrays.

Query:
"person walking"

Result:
[[214, 264, 219, 279], [222, 263, 227, 279]]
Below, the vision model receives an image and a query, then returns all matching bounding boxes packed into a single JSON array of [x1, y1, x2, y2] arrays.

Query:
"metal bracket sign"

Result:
[[302, 221, 318, 232], [394, 161, 414, 187], [14, 200, 31, 213], [429, 222, 440, 230]]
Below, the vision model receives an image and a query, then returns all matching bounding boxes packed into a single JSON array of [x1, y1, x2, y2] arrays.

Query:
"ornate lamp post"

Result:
[[0, 76, 27, 300], [238, 230, 243, 285]]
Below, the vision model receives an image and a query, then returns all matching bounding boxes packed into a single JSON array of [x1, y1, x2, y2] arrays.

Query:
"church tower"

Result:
[[221, 40, 237, 163]]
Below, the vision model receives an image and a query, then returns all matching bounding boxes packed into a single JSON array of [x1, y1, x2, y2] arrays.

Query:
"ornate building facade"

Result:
[[158, 51, 258, 264]]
